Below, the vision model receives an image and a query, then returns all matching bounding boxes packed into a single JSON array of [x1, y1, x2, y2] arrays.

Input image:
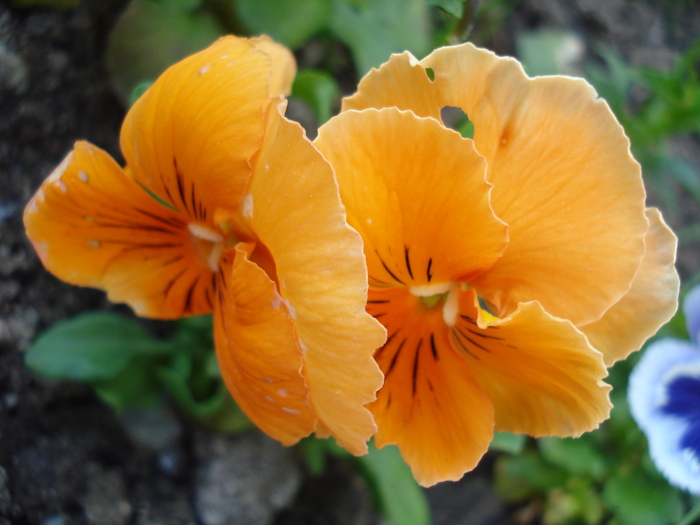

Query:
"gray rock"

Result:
[[121, 404, 182, 452], [0, 466, 10, 514], [80, 462, 132, 525], [0, 42, 27, 94], [194, 430, 302, 525]]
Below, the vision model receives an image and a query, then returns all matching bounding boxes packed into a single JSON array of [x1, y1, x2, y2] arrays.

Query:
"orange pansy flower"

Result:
[[314, 43, 680, 486], [24, 35, 385, 455]]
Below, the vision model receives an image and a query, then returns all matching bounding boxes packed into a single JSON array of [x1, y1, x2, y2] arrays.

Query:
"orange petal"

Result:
[[121, 35, 295, 218], [250, 35, 297, 96], [454, 289, 611, 437], [421, 44, 648, 325], [367, 287, 494, 486], [23, 141, 216, 319], [244, 100, 386, 455], [315, 108, 508, 288], [342, 52, 442, 120], [214, 244, 317, 445], [581, 208, 680, 366]]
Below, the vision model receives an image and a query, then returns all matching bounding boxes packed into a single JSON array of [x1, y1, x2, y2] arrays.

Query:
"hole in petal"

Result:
[[425, 67, 435, 81], [440, 106, 473, 138]]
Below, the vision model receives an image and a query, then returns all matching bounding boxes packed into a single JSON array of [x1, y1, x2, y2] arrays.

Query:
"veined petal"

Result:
[[420, 44, 648, 325], [24, 141, 215, 318], [250, 35, 297, 96], [342, 52, 442, 120], [367, 287, 494, 487], [315, 108, 508, 288], [453, 289, 611, 436], [244, 100, 386, 455], [582, 208, 680, 365], [121, 35, 295, 218], [213, 244, 317, 445]]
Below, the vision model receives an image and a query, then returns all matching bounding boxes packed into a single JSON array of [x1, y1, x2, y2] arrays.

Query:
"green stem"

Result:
[[677, 500, 700, 525], [449, 0, 479, 44]]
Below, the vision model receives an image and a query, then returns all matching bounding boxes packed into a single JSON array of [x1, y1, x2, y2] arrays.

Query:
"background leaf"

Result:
[[25, 311, 172, 381], [329, 0, 430, 75], [356, 443, 430, 525], [233, 0, 331, 49]]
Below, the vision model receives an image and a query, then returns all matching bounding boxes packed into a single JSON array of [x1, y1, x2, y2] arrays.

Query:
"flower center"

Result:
[[188, 222, 225, 271], [410, 281, 460, 327]]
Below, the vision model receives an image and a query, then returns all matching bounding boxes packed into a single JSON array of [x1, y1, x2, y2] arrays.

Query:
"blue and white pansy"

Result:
[[629, 285, 700, 494]]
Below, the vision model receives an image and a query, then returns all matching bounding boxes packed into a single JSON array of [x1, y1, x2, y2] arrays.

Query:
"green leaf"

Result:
[[494, 451, 568, 502], [157, 352, 252, 434], [297, 437, 328, 476], [516, 29, 583, 76], [107, 0, 224, 102], [538, 436, 609, 481], [233, 0, 331, 49], [490, 431, 527, 455], [543, 480, 605, 525], [292, 69, 340, 125], [329, 0, 430, 76], [25, 312, 173, 381], [356, 442, 429, 525], [93, 356, 163, 413], [602, 467, 684, 525], [426, 0, 464, 18]]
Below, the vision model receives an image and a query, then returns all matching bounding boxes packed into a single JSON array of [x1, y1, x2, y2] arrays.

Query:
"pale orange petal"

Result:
[[581, 208, 680, 365], [243, 100, 386, 455], [24, 141, 216, 318], [367, 287, 494, 487], [121, 35, 294, 217], [453, 289, 611, 437], [250, 35, 296, 96], [315, 108, 508, 288], [213, 243, 317, 445], [341, 52, 442, 120], [420, 44, 648, 325]]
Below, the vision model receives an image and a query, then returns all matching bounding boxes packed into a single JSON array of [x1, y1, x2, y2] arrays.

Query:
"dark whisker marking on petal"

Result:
[[199, 199, 206, 222], [161, 180, 178, 213], [375, 329, 400, 360], [404, 246, 414, 280], [130, 207, 185, 228], [373, 312, 386, 319], [427, 258, 433, 282], [376, 250, 405, 285], [460, 314, 474, 322], [176, 171, 187, 215], [367, 299, 390, 304], [204, 284, 214, 310], [217, 266, 227, 289], [163, 255, 185, 267], [386, 392, 392, 408], [429, 332, 439, 360], [451, 328, 479, 360], [466, 327, 505, 341], [369, 278, 393, 289], [163, 268, 187, 299], [412, 339, 422, 396], [211, 272, 218, 290], [455, 327, 491, 353], [384, 338, 406, 380], [183, 275, 200, 313], [190, 182, 199, 221], [93, 222, 179, 235]]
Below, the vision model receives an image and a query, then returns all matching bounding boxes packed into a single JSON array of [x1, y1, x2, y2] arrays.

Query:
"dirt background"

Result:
[[1, 1, 699, 524]]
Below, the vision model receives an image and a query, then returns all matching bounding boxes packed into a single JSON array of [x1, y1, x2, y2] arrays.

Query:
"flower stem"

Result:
[[677, 500, 700, 525]]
